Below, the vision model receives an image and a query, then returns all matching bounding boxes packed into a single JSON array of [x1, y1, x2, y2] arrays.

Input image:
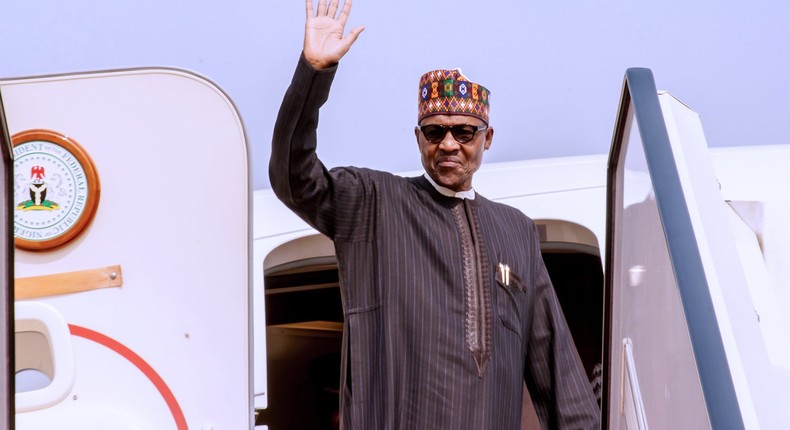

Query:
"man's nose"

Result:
[[438, 132, 460, 151]]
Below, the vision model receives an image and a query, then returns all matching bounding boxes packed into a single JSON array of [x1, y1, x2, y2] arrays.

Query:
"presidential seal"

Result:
[[13, 129, 100, 251]]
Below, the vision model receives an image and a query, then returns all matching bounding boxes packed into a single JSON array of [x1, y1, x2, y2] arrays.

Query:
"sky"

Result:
[[1, 0, 788, 190]]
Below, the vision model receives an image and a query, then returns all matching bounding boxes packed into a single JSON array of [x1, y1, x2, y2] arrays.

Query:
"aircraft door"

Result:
[[0, 82, 15, 430], [604, 69, 745, 429]]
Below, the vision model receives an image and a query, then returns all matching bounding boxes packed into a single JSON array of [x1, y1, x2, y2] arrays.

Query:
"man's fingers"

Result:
[[315, 0, 327, 16], [327, 0, 340, 18], [304, 0, 362, 69], [305, 0, 314, 19], [345, 26, 365, 46], [336, 0, 352, 27]]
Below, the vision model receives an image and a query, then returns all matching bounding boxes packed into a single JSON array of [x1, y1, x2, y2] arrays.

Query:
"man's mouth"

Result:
[[437, 157, 461, 168]]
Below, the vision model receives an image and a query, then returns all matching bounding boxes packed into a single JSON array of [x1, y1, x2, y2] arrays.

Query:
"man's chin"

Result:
[[435, 176, 463, 192]]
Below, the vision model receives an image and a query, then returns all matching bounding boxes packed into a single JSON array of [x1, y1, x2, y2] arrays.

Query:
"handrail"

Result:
[[622, 338, 648, 430]]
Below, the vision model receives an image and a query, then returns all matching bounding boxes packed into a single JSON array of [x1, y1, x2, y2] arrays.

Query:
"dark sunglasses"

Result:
[[416, 124, 489, 144]]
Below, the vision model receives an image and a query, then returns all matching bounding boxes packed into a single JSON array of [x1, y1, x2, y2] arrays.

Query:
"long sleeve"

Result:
[[269, 55, 372, 240], [524, 225, 601, 429]]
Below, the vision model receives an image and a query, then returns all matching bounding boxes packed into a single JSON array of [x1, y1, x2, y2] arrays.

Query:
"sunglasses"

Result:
[[416, 124, 489, 144]]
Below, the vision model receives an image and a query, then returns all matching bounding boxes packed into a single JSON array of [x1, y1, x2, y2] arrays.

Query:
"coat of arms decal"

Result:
[[17, 165, 61, 211], [12, 129, 101, 251]]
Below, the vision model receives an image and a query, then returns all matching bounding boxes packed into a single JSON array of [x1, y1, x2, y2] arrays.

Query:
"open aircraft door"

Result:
[[604, 68, 790, 429], [2, 69, 252, 429], [1, 80, 16, 430]]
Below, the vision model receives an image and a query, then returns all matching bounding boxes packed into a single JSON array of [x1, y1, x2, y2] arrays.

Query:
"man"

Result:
[[270, 0, 601, 428]]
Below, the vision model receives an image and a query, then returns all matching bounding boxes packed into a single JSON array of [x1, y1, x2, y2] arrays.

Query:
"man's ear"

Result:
[[415, 127, 422, 146], [484, 126, 494, 150]]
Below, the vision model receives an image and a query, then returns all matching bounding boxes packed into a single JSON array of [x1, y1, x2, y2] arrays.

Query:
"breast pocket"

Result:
[[494, 264, 529, 338]]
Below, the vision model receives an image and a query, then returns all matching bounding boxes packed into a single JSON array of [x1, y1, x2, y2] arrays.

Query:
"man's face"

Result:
[[415, 114, 494, 192]]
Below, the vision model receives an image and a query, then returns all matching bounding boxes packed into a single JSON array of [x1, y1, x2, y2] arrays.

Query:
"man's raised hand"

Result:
[[304, 0, 365, 70]]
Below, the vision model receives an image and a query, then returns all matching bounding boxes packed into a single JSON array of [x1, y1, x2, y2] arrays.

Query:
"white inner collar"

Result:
[[423, 173, 476, 200]]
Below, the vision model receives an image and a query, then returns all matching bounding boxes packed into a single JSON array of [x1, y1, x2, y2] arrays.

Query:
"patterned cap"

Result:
[[418, 68, 490, 124]]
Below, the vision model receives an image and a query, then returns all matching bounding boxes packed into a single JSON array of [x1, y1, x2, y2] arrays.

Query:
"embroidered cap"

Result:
[[418, 68, 491, 124]]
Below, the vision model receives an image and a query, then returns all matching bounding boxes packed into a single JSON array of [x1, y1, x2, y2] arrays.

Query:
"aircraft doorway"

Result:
[[260, 235, 342, 430], [537, 220, 604, 396]]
